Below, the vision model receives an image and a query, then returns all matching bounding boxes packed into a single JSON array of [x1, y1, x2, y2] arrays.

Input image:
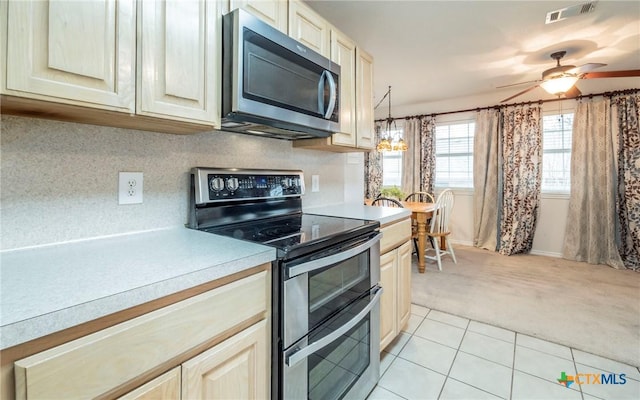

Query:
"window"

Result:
[[381, 127, 403, 188], [435, 121, 475, 188], [542, 113, 573, 192]]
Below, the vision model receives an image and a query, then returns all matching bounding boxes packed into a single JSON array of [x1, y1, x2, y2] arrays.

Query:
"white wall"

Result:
[[0, 116, 357, 250], [445, 189, 569, 257]]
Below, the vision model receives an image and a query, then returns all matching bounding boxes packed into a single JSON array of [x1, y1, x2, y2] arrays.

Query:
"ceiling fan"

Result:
[[499, 50, 640, 103]]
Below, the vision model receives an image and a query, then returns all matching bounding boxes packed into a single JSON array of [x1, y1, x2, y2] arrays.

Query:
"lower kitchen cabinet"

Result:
[[182, 320, 267, 399], [120, 320, 267, 400], [13, 268, 270, 400], [378, 218, 412, 351]]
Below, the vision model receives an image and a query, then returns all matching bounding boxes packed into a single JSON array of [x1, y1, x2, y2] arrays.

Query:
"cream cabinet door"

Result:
[[118, 367, 181, 400], [138, 0, 220, 125], [330, 29, 357, 147], [230, 0, 287, 32], [379, 250, 398, 351], [397, 241, 413, 331], [182, 320, 268, 399], [288, 0, 329, 57], [356, 48, 375, 150], [4, 0, 136, 111]]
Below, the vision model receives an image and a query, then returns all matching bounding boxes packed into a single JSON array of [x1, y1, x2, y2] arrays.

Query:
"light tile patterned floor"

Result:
[[368, 304, 640, 400]]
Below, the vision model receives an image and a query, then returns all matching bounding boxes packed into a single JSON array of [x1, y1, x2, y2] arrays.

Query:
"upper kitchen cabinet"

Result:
[[230, 0, 288, 33], [1, 0, 220, 134], [329, 28, 357, 147], [138, 0, 220, 125], [3, 0, 136, 111], [288, 0, 330, 57], [355, 47, 375, 150]]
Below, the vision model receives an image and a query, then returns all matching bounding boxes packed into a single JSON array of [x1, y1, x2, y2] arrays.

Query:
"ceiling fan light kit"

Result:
[[500, 49, 639, 103], [540, 76, 579, 95]]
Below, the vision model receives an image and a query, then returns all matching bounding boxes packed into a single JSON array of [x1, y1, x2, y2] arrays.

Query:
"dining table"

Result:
[[365, 199, 436, 273]]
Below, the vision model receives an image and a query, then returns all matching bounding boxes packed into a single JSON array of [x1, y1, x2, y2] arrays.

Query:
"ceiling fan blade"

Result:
[[565, 63, 606, 75], [582, 70, 640, 79], [500, 85, 540, 103], [496, 79, 541, 89], [563, 85, 582, 98]]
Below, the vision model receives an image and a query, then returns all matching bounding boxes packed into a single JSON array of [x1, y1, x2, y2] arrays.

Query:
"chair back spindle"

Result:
[[371, 197, 403, 208], [404, 192, 435, 204], [431, 189, 454, 235]]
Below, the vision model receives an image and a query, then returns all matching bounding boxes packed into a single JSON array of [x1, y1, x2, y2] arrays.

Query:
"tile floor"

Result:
[[368, 304, 640, 400]]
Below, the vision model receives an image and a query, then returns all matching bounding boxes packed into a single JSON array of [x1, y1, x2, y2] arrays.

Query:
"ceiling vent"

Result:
[[545, 1, 597, 24]]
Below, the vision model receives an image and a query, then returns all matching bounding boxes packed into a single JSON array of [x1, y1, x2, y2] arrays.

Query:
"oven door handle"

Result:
[[288, 233, 381, 278], [285, 286, 383, 368]]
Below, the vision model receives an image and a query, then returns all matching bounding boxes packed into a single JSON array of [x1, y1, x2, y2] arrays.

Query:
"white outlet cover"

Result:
[[311, 175, 319, 192], [118, 172, 143, 205]]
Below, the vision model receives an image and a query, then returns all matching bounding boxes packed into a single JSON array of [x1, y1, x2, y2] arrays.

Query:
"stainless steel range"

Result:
[[188, 167, 382, 400]]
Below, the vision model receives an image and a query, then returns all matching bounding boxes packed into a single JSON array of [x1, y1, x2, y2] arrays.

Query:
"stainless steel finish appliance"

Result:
[[188, 167, 381, 400], [222, 9, 340, 140]]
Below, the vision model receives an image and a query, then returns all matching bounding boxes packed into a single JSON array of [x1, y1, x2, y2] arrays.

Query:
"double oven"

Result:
[[188, 167, 381, 400]]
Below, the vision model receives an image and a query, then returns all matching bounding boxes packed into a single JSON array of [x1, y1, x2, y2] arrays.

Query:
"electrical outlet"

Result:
[[311, 175, 319, 192], [118, 172, 143, 205]]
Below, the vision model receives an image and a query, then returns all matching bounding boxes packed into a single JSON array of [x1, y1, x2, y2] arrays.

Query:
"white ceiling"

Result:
[[304, 0, 640, 117]]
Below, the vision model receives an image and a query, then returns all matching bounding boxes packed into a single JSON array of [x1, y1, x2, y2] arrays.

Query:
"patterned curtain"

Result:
[[613, 94, 640, 270], [364, 121, 384, 199], [401, 118, 421, 196], [498, 105, 542, 255], [419, 116, 436, 194], [473, 109, 500, 251], [563, 98, 624, 268]]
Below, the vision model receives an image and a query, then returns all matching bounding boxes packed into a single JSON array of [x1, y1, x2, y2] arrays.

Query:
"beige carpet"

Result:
[[411, 245, 640, 367]]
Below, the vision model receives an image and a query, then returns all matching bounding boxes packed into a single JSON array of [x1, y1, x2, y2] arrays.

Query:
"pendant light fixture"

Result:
[[376, 86, 407, 152]]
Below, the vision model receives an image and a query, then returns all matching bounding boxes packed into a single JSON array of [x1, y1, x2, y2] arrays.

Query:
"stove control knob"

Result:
[[226, 177, 239, 192], [281, 178, 292, 189], [210, 177, 224, 192]]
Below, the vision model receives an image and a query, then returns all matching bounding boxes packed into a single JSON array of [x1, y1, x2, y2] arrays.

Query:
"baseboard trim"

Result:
[[450, 240, 563, 259], [450, 240, 473, 247], [530, 249, 562, 258]]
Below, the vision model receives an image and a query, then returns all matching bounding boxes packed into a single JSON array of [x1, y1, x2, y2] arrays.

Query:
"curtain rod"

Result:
[[375, 88, 640, 122]]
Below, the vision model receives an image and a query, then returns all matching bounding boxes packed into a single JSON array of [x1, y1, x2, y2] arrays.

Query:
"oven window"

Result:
[[308, 304, 371, 400], [308, 252, 370, 328]]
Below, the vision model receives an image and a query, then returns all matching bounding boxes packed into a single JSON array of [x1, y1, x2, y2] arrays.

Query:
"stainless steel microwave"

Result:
[[222, 9, 340, 140]]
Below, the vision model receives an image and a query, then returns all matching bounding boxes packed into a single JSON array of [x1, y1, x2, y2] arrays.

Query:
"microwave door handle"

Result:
[[317, 71, 328, 116], [287, 233, 381, 278], [285, 286, 383, 367], [324, 71, 337, 119]]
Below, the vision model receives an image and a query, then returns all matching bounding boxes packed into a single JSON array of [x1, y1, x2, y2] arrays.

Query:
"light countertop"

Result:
[[305, 203, 411, 226], [0, 227, 276, 350], [0, 204, 406, 350]]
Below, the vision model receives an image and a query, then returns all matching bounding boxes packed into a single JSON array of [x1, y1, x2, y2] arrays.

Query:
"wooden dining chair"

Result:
[[405, 192, 435, 254], [371, 197, 403, 208], [424, 189, 457, 271], [404, 191, 435, 203]]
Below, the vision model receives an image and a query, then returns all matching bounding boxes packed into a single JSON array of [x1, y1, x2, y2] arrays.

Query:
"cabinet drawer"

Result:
[[380, 218, 411, 253], [14, 271, 268, 400]]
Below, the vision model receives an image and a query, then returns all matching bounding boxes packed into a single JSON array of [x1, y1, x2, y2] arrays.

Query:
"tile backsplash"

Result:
[[1, 115, 362, 250]]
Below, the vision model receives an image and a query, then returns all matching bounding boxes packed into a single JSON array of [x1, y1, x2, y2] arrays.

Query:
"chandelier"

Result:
[[376, 86, 407, 152]]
